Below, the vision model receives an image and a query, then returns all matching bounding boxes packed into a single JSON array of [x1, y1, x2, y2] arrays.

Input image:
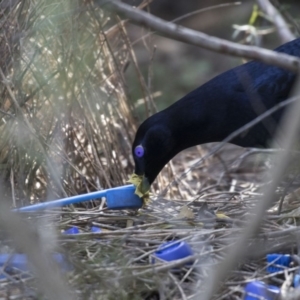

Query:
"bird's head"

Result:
[[132, 115, 175, 187]]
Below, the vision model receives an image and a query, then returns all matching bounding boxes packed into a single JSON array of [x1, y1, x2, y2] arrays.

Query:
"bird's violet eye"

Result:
[[134, 145, 144, 158]]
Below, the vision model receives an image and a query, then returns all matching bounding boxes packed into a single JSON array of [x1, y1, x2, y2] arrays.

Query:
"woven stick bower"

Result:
[[0, 0, 138, 205]]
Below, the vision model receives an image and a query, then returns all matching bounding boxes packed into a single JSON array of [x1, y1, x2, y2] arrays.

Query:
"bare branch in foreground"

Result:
[[95, 0, 300, 72], [198, 75, 300, 299], [257, 0, 295, 43]]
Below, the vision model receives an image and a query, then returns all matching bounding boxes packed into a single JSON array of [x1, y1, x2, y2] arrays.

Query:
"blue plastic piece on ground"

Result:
[[0, 253, 70, 279], [90, 226, 102, 233], [266, 254, 291, 273], [14, 184, 143, 212], [153, 241, 193, 263], [244, 281, 280, 300], [294, 274, 300, 288], [64, 226, 80, 234], [64, 226, 102, 234], [268, 285, 281, 296]]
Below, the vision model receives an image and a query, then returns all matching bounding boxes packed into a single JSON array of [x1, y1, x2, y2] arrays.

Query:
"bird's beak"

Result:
[[141, 176, 150, 194]]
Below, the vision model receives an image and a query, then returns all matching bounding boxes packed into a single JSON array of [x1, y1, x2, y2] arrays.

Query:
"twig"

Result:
[[161, 95, 298, 197], [270, 0, 300, 34], [257, 0, 295, 43], [130, 2, 242, 49], [198, 76, 300, 299], [169, 272, 188, 300], [95, 0, 300, 72], [0, 108, 14, 117], [172, 2, 242, 24], [10, 168, 16, 208]]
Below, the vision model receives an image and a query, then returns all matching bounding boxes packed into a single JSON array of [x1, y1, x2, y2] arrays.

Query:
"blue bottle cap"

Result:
[[244, 281, 280, 300], [64, 226, 80, 234], [266, 254, 291, 273], [153, 241, 193, 263]]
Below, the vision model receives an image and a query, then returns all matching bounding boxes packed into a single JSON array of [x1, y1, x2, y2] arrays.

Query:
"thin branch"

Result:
[[270, 0, 300, 34], [172, 2, 242, 24], [95, 0, 300, 72], [257, 0, 295, 43], [199, 75, 300, 299], [160, 95, 298, 196]]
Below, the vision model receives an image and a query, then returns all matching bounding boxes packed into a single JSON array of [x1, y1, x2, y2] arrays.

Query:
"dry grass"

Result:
[[0, 0, 138, 206], [2, 144, 300, 299]]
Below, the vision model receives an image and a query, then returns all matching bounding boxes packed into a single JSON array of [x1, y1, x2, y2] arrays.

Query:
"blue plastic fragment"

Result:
[[64, 226, 80, 234], [90, 226, 102, 233], [266, 254, 291, 273], [153, 241, 193, 264], [294, 273, 300, 288], [0, 253, 70, 279], [63, 226, 103, 235], [244, 281, 280, 300]]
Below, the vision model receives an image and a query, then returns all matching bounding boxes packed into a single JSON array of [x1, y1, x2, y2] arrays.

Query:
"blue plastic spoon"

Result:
[[15, 185, 142, 212]]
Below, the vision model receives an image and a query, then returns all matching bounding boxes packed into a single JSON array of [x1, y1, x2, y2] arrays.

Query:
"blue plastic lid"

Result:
[[106, 185, 143, 209], [244, 281, 280, 300], [266, 254, 291, 273], [153, 241, 193, 263], [64, 226, 80, 234]]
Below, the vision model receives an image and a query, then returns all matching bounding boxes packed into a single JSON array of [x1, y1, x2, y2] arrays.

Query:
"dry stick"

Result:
[[198, 76, 300, 300], [227, 266, 299, 285], [104, 0, 152, 38], [169, 272, 188, 300], [131, 2, 242, 48], [257, 0, 295, 43], [0, 203, 72, 300], [271, 0, 300, 34], [95, 0, 300, 72], [0, 108, 14, 117], [171, 2, 242, 24], [118, 19, 152, 118], [120, 2, 242, 58]]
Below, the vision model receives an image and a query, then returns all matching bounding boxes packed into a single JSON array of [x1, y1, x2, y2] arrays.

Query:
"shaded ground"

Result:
[[2, 146, 300, 299]]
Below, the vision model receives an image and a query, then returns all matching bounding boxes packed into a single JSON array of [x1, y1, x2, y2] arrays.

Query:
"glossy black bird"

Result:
[[132, 38, 300, 187]]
